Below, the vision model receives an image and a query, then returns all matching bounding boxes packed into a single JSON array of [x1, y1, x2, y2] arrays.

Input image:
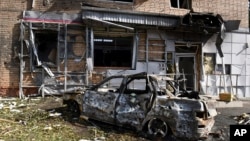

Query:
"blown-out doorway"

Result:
[[175, 54, 196, 91]]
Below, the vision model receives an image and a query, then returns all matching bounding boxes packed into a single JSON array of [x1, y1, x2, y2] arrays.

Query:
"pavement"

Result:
[[201, 95, 244, 108]]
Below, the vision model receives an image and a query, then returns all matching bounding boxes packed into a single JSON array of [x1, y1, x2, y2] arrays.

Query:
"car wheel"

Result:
[[67, 100, 80, 117], [148, 118, 168, 138]]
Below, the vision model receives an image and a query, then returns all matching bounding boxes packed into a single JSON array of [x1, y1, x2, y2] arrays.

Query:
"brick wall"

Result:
[[134, 0, 189, 15], [0, 0, 85, 97], [0, 0, 28, 96], [134, 0, 248, 28]]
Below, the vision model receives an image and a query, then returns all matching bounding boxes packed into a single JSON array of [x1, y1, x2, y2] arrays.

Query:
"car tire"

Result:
[[67, 100, 80, 117], [147, 118, 169, 139]]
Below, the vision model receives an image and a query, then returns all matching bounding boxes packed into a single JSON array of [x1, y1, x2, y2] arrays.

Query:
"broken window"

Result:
[[216, 64, 231, 75], [204, 53, 216, 74], [94, 36, 134, 67], [34, 31, 58, 67], [170, 0, 191, 9], [127, 78, 147, 91]]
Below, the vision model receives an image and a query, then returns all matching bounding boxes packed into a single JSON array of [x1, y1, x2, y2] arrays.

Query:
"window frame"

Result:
[[170, 0, 191, 9], [93, 36, 133, 67], [203, 53, 216, 75], [89, 28, 138, 70], [216, 64, 231, 75]]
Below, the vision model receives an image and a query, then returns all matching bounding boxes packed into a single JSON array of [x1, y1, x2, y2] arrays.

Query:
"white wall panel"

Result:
[[232, 33, 246, 43], [237, 75, 246, 86], [246, 34, 250, 54], [235, 87, 245, 98], [231, 75, 237, 86], [246, 65, 250, 74], [203, 42, 217, 53], [231, 64, 244, 74], [246, 76, 250, 86], [232, 43, 246, 54], [215, 75, 232, 87], [232, 54, 246, 64], [206, 75, 217, 86], [221, 42, 232, 53], [223, 33, 232, 43], [247, 46, 250, 54], [216, 53, 231, 64], [245, 87, 250, 97], [247, 34, 250, 43], [247, 55, 250, 64]]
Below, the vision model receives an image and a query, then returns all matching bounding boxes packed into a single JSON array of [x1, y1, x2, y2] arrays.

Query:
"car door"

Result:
[[82, 77, 123, 124], [115, 77, 151, 128]]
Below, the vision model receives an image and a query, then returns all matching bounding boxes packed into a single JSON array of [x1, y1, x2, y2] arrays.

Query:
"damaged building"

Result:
[[0, 0, 249, 98]]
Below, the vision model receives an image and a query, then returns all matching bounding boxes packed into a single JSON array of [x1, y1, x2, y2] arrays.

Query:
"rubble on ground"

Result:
[[234, 113, 250, 125]]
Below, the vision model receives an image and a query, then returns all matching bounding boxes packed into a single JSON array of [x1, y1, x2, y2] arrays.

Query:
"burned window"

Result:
[[94, 36, 133, 67], [35, 31, 57, 67], [204, 53, 216, 74], [170, 0, 191, 9], [216, 64, 231, 75], [127, 78, 147, 91], [97, 77, 123, 92]]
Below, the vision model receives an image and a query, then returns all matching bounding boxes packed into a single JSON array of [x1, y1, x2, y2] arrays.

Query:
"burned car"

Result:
[[63, 72, 217, 140]]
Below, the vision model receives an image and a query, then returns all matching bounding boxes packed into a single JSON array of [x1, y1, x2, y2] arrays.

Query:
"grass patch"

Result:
[[0, 97, 148, 141]]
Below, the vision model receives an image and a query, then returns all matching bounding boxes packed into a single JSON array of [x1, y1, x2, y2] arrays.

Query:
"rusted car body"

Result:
[[63, 72, 217, 140]]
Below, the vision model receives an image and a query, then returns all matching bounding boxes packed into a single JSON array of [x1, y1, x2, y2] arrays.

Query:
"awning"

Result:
[[81, 6, 180, 27], [23, 11, 82, 24]]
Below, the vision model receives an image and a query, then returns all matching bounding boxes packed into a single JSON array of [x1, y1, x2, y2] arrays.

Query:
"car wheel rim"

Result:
[[148, 118, 168, 137]]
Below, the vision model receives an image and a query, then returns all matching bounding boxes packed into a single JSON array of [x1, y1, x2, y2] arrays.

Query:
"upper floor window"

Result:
[[170, 0, 191, 9]]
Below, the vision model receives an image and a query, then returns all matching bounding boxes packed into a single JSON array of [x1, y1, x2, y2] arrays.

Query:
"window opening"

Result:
[[216, 64, 231, 75], [204, 53, 216, 74], [170, 0, 191, 9], [97, 77, 123, 92], [34, 31, 58, 67], [94, 36, 133, 67], [127, 78, 146, 91]]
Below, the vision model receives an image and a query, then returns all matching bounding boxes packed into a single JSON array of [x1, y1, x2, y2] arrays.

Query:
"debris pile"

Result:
[[234, 113, 250, 125]]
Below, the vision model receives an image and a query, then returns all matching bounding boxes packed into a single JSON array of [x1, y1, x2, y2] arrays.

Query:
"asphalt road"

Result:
[[206, 101, 250, 141]]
